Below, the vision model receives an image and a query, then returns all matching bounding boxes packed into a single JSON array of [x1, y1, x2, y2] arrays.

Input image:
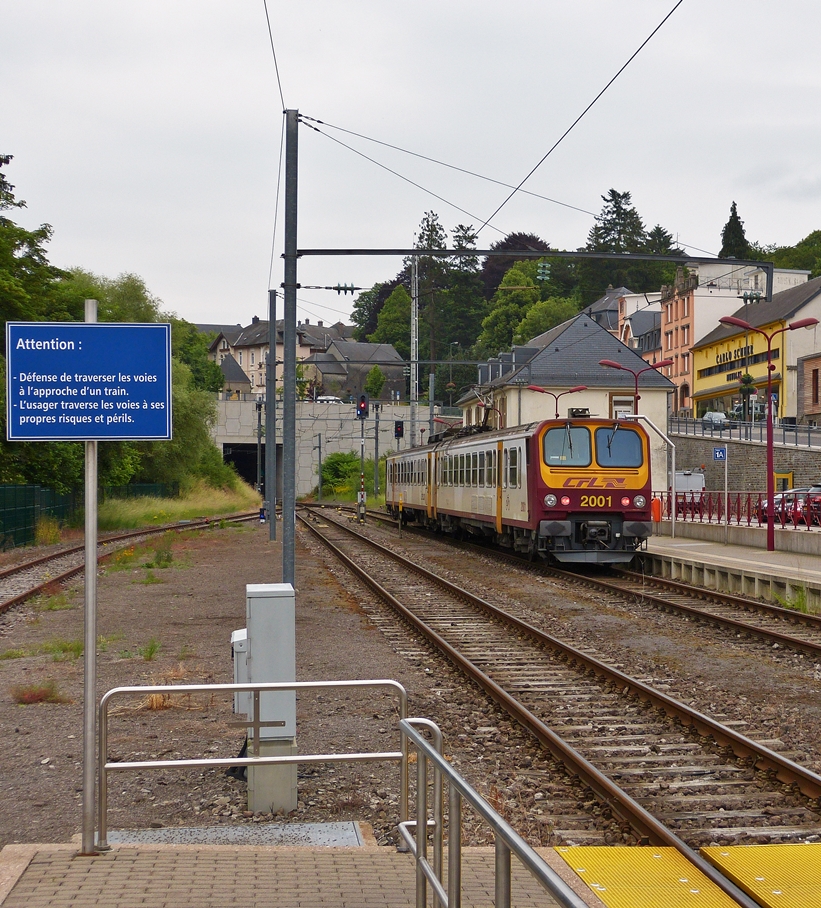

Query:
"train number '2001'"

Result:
[[580, 494, 612, 508]]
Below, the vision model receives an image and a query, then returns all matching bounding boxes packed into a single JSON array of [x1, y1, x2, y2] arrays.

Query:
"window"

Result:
[[251, 352, 255, 366], [814, 369, 819, 406], [594, 426, 643, 467], [543, 427, 591, 467], [487, 449, 496, 487], [509, 447, 518, 488], [238, 351, 243, 366], [478, 451, 485, 487], [459, 454, 465, 485], [471, 452, 478, 486]]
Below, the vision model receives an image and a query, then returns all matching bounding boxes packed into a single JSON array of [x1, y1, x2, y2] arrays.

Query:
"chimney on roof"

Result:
[[252, 315, 259, 325], [318, 320, 323, 328], [304, 318, 310, 325]]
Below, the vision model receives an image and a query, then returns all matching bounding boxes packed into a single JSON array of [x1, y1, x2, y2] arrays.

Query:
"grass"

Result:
[[41, 638, 84, 661], [34, 592, 74, 612], [35, 516, 62, 546], [10, 680, 70, 705], [98, 481, 260, 531], [774, 587, 809, 614], [138, 638, 162, 661]]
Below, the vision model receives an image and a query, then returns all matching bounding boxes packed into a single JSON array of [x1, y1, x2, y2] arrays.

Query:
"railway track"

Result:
[[344, 503, 821, 663], [0, 513, 258, 616], [299, 506, 821, 904]]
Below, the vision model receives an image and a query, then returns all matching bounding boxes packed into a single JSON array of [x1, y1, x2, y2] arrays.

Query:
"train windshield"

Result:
[[594, 425, 643, 467], [543, 425, 591, 466]]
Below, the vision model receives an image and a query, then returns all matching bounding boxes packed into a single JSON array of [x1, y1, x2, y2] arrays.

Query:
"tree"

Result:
[[475, 264, 539, 356], [513, 296, 579, 345], [767, 230, 821, 278], [351, 282, 389, 341], [171, 320, 224, 392], [0, 157, 65, 349], [364, 365, 386, 399], [719, 201, 751, 259], [368, 285, 412, 360], [480, 232, 551, 300]]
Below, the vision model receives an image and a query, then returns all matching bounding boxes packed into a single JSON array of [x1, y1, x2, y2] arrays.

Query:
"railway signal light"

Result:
[[394, 420, 404, 439], [356, 393, 369, 419]]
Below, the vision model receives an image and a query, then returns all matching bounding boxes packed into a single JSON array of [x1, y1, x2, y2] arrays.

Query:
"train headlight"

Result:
[[544, 494, 557, 507], [633, 495, 647, 508]]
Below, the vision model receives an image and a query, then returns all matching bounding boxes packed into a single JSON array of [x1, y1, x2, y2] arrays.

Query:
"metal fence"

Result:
[[0, 484, 79, 549], [669, 416, 821, 450], [654, 489, 820, 529]]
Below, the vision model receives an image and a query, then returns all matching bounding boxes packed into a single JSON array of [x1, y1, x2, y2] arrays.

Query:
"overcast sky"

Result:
[[3, 2, 820, 330]]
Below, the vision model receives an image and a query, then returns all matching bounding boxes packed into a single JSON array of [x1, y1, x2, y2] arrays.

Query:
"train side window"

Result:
[[471, 452, 478, 486], [478, 451, 485, 487], [543, 426, 591, 466], [509, 447, 518, 488], [594, 426, 643, 467], [459, 453, 465, 485], [503, 449, 508, 488]]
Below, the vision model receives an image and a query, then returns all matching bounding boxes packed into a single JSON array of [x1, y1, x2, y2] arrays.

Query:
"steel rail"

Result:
[[297, 511, 766, 908], [0, 512, 259, 616]]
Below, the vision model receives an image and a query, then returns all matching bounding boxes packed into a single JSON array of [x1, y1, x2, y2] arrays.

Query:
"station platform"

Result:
[[643, 525, 821, 609]]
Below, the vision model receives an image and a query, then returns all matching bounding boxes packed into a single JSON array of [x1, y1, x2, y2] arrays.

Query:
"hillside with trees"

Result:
[[349, 195, 820, 404]]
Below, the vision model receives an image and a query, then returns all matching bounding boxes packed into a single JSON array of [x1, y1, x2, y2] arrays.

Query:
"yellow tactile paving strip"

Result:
[[554, 846, 738, 908], [701, 842, 821, 908]]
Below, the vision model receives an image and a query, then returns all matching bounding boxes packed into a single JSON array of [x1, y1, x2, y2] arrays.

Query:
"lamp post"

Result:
[[598, 358, 674, 415], [447, 341, 459, 406], [526, 384, 588, 419], [719, 315, 819, 551]]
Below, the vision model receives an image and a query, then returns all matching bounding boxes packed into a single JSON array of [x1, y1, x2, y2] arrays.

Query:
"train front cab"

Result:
[[533, 419, 653, 565]]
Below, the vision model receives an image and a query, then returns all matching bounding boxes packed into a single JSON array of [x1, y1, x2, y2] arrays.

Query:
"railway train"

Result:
[[384, 416, 654, 565]]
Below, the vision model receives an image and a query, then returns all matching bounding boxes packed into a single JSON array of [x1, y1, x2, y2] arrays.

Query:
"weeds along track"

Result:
[[0, 513, 258, 615], [299, 506, 821, 861]]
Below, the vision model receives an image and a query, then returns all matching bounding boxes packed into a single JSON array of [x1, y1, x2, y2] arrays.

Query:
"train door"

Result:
[[495, 440, 504, 533], [429, 451, 436, 519]]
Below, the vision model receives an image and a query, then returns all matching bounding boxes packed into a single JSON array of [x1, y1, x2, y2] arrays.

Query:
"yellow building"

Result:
[[691, 276, 821, 422]]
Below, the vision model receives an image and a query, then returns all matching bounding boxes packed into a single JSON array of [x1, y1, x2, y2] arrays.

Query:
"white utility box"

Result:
[[244, 582, 297, 813]]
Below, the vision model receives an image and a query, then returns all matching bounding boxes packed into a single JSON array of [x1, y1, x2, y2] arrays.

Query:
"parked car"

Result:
[[756, 487, 812, 523], [802, 485, 821, 524], [702, 411, 728, 428]]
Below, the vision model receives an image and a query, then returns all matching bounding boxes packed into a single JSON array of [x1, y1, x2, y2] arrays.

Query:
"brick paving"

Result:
[[0, 844, 601, 907]]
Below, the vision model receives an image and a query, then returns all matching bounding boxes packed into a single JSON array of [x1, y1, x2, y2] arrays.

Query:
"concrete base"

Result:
[[247, 738, 298, 814]]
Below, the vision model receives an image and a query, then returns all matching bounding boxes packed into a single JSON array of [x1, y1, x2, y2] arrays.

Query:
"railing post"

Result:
[[449, 783, 462, 908], [416, 750, 427, 908], [495, 838, 512, 908]]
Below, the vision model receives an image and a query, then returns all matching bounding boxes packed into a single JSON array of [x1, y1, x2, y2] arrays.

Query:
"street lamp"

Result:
[[598, 358, 674, 415], [526, 385, 588, 419], [719, 314, 819, 551]]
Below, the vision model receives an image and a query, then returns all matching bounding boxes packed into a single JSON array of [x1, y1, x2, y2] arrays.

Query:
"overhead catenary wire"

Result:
[[476, 0, 686, 235]]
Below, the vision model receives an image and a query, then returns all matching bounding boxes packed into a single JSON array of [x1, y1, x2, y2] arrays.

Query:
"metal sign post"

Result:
[[5, 314, 172, 854], [714, 446, 728, 544]]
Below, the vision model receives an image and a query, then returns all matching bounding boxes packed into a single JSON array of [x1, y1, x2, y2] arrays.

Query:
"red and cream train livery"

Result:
[[384, 417, 653, 565]]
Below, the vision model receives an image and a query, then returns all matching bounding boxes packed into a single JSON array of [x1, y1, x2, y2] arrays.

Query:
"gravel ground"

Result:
[[2, 517, 821, 851]]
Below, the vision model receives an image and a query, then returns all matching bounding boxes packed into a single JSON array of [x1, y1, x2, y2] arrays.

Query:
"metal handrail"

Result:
[[96, 679, 408, 850], [669, 415, 821, 449], [399, 718, 589, 908]]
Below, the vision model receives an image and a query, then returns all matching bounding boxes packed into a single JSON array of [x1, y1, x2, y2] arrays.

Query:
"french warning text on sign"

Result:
[[6, 323, 172, 441]]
